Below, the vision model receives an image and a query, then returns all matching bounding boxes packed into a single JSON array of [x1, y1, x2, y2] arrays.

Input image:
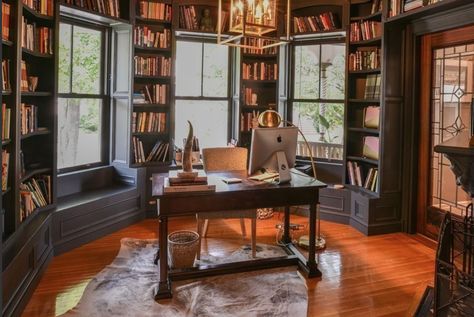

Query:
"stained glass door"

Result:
[[422, 42, 473, 239]]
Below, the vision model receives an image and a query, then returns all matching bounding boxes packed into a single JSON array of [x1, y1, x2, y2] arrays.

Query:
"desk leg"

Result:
[[306, 203, 322, 278], [155, 215, 172, 300], [283, 206, 291, 244]]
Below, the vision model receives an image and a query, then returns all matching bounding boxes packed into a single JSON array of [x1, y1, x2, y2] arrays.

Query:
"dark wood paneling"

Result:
[[57, 166, 115, 198]]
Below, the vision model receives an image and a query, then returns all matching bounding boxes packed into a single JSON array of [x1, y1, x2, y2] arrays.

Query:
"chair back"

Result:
[[202, 147, 248, 172]]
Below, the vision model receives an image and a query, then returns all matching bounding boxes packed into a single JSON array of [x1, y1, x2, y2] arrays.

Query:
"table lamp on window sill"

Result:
[[257, 109, 326, 250]]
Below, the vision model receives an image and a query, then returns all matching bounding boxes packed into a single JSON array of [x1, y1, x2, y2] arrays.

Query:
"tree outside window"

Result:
[[57, 22, 106, 171]]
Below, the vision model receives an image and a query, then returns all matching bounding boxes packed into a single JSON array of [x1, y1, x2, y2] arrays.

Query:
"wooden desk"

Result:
[[151, 169, 327, 300]]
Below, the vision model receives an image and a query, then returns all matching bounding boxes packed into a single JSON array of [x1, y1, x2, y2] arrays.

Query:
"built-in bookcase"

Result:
[[0, 0, 57, 243], [131, 0, 173, 167], [59, 0, 130, 22], [345, 0, 382, 196]]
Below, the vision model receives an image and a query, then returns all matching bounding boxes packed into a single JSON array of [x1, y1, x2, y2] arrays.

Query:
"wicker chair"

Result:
[[196, 147, 257, 260]]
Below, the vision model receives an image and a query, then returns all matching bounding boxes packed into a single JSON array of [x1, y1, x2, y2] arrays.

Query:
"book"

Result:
[[138, 1, 172, 21], [363, 74, 381, 100], [163, 178, 215, 194], [2, 149, 9, 191], [2, 103, 11, 140], [61, 0, 120, 18], [389, 0, 402, 17], [134, 26, 171, 49], [21, 17, 54, 55], [19, 174, 51, 222], [363, 106, 380, 129], [22, 0, 53, 16], [362, 136, 380, 160], [134, 55, 171, 77], [179, 5, 200, 30], [20, 103, 40, 135], [2, 59, 11, 91], [132, 137, 169, 163], [2, 2, 10, 40], [132, 112, 166, 133], [293, 12, 340, 34], [20, 61, 29, 92], [348, 47, 381, 71], [242, 38, 278, 55], [350, 21, 381, 42], [371, 0, 382, 14], [242, 62, 278, 81]]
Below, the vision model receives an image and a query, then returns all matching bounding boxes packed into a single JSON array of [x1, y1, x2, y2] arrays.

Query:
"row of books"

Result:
[[2, 2, 10, 40], [363, 74, 381, 100], [19, 175, 51, 223], [135, 84, 169, 104], [293, 13, 340, 34], [23, 0, 53, 16], [347, 162, 378, 192], [242, 38, 278, 55], [370, 0, 383, 14], [22, 18, 54, 55], [132, 138, 169, 163], [134, 26, 171, 49], [242, 62, 278, 81], [20, 103, 40, 135], [2, 149, 9, 191], [132, 111, 166, 133], [2, 104, 11, 140], [62, 0, 120, 18], [134, 55, 171, 77], [240, 111, 259, 132], [404, 0, 423, 11], [138, 1, 172, 21], [389, 0, 440, 17], [350, 21, 381, 42], [349, 48, 381, 71], [2, 59, 11, 91], [178, 5, 199, 30]]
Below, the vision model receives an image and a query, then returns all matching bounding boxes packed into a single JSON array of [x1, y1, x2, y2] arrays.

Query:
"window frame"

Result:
[[288, 38, 346, 162], [173, 37, 233, 146], [57, 17, 111, 174]]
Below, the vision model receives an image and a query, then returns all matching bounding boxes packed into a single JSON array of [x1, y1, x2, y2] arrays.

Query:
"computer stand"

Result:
[[275, 151, 291, 184]]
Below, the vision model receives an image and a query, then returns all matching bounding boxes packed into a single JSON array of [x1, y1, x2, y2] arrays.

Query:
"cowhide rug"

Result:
[[60, 238, 308, 317]]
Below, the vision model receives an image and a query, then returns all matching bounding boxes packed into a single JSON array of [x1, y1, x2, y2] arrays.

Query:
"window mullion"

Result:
[[69, 24, 74, 94], [201, 43, 205, 97]]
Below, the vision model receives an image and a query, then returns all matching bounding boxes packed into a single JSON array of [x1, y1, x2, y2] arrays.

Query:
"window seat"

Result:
[[52, 166, 144, 255]]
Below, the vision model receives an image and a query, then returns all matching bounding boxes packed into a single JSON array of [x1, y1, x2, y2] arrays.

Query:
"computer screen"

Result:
[[248, 127, 298, 177]]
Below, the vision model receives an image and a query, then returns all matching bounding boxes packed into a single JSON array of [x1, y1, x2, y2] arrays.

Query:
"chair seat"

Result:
[[198, 209, 257, 220]]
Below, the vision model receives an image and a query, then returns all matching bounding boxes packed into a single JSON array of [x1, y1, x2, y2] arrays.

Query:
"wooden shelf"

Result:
[[348, 127, 379, 134], [135, 17, 172, 25], [134, 75, 171, 81], [20, 168, 52, 183], [344, 184, 378, 197], [291, 28, 346, 37], [22, 48, 53, 59], [241, 53, 277, 59], [349, 68, 381, 74], [134, 45, 172, 53], [350, 37, 382, 46], [350, 11, 382, 21], [21, 91, 52, 97], [2, 90, 12, 96], [132, 132, 168, 137], [346, 156, 379, 166], [22, 5, 54, 22], [133, 103, 169, 108], [21, 130, 51, 140], [2, 39, 13, 47], [242, 79, 277, 84], [348, 98, 380, 103], [2, 139, 12, 146], [130, 161, 171, 168]]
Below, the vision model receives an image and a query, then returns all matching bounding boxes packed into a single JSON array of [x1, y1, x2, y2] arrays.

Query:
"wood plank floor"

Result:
[[22, 214, 435, 316]]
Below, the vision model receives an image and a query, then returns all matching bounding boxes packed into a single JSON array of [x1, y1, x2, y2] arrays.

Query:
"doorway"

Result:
[[418, 25, 474, 240]]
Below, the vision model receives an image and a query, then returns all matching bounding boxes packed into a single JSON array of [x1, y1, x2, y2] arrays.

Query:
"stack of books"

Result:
[[2, 149, 9, 191], [134, 26, 171, 49], [138, 1, 172, 21], [293, 12, 340, 33], [164, 170, 215, 193], [242, 62, 278, 80], [179, 5, 199, 30], [62, 0, 121, 18], [241, 111, 259, 132], [2, 104, 11, 140], [350, 21, 381, 42], [242, 38, 278, 55], [20, 60, 29, 92], [347, 162, 378, 192], [2, 2, 10, 40], [20, 103, 39, 135], [132, 112, 166, 133], [132, 138, 168, 163], [363, 74, 381, 99], [19, 175, 51, 222], [349, 47, 381, 71], [142, 84, 169, 104], [21, 17, 54, 55], [2, 59, 10, 91], [134, 55, 171, 77], [22, 0, 53, 16]]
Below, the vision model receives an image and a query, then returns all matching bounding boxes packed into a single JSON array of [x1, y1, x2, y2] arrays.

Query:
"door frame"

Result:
[[417, 24, 474, 237]]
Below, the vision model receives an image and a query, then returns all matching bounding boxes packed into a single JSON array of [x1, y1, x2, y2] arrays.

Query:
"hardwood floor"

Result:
[[22, 213, 435, 316]]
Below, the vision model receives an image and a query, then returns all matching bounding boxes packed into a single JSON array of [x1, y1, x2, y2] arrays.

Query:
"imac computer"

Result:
[[248, 127, 298, 184]]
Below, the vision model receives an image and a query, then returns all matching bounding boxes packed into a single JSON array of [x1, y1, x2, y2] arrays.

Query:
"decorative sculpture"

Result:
[[200, 8, 214, 32], [182, 121, 194, 173]]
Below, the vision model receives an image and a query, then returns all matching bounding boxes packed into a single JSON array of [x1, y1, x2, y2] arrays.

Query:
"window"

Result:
[[57, 21, 108, 172], [290, 42, 345, 160], [175, 40, 230, 149]]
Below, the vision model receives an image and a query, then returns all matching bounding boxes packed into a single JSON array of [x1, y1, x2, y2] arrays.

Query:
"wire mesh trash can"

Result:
[[167, 230, 199, 269]]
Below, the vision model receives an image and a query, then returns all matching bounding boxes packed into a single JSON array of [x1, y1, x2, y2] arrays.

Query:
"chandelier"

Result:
[[218, 0, 291, 50]]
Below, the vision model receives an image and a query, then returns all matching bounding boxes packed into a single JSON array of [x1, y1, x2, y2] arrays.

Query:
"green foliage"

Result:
[[79, 102, 100, 133]]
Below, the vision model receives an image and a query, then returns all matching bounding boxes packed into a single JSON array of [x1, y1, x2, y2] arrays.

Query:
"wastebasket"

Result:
[[167, 230, 199, 269]]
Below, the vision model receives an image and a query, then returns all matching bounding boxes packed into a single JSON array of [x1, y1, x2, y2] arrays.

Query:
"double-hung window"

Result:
[[290, 42, 345, 160], [57, 20, 109, 172], [174, 40, 230, 149]]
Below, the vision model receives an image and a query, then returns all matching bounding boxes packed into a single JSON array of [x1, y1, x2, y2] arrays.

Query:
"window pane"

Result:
[[58, 23, 72, 93], [203, 43, 228, 97], [294, 45, 320, 99], [175, 41, 203, 96], [292, 102, 344, 160], [72, 26, 102, 94], [58, 98, 102, 169], [321, 44, 346, 100], [175, 100, 228, 149]]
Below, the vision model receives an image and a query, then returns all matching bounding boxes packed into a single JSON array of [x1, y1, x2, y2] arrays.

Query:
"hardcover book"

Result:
[[362, 136, 380, 160], [363, 106, 380, 129]]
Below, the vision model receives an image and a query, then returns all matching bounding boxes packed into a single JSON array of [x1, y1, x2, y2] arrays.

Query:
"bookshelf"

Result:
[[345, 0, 382, 196], [291, 4, 345, 35], [0, 0, 57, 244], [239, 40, 279, 148], [59, 0, 130, 22], [131, 0, 173, 167], [173, 0, 227, 34]]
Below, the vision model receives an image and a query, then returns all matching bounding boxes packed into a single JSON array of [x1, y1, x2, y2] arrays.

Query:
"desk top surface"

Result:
[[151, 169, 326, 197]]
